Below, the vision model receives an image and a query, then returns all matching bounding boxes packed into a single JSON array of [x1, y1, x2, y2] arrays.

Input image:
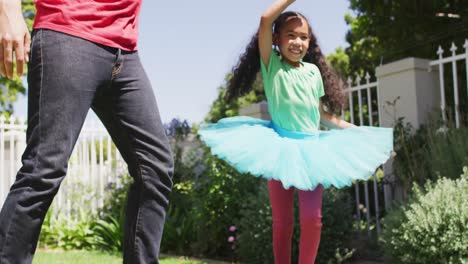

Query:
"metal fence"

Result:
[[342, 38, 467, 237], [342, 73, 383, 236], [429, 40, 468, 128]]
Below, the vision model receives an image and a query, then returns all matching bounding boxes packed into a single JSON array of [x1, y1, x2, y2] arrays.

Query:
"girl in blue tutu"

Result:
[[199, 0, 393, 263]]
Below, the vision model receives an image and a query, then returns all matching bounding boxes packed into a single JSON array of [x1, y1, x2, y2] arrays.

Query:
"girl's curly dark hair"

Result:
[[225, 11, 346, 113]]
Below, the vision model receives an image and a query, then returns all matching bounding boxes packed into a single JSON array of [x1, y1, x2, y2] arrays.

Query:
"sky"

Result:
[[14, 0, 352, 125]]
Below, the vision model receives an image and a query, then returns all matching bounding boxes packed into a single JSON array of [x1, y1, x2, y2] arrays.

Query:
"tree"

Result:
[[326, 47, 351, 79], [328, 0, 468, 77], [205, 73, 266, 123], [0, 0, 35, 115]]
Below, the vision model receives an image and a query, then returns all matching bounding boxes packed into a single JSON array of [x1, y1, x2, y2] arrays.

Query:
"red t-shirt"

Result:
[[33, 0, 142, 51]]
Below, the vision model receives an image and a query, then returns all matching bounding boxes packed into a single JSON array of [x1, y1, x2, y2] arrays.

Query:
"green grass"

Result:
[[34, 250, 122, 264], [33, 250, 225, 264]]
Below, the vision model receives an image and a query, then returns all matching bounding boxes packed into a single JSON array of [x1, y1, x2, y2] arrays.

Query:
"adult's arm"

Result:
[[0, 0, 31, 79]]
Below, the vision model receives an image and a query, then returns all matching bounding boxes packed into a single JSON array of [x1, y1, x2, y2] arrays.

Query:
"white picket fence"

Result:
[[0, 116, 26, 206], [342, 74, 382, 235], [430, 39, 468, 128], [0, 115, 127, 220], [342, 38, 468, 236]]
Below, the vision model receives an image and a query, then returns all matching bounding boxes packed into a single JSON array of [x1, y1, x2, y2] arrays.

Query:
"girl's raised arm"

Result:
[[258, 0, 295, 69]]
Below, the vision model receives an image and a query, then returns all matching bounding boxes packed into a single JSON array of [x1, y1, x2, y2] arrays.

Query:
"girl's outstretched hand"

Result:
[[0, 0, 31, 79]]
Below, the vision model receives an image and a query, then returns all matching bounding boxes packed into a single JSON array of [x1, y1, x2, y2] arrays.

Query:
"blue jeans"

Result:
[[0, 29, 173, 264]]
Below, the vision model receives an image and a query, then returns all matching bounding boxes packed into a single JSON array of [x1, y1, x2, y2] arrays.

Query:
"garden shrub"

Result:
[[39, 208, 98, 250], [190, 152, 262, 258], [236, 184, 273, 264], [161, 119, 201, 255], [393, 116, 468, 192], [38, 173, 132, 252], [92, 215, 123, 252], [93, 173, 132, 252], [381, 167, 468, 264], [318, 187, 354, 263]]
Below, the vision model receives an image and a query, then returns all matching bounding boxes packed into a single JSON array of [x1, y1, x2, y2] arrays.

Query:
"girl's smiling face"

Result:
[[274, 16, 310, 67]]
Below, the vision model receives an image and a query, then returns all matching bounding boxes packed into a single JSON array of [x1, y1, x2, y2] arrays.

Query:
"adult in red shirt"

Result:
[[0, 1, 174, 263]]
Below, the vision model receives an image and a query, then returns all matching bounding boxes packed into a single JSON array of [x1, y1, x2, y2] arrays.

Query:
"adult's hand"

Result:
[[0, 0, 31, 79]]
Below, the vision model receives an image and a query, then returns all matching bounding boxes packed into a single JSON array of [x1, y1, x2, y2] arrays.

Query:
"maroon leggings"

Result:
[[268, 180, 323, 264]]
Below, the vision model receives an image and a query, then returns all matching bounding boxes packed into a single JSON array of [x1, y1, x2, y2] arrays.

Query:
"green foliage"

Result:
[[381, 167, 468, 264], [343, 0, 468, 72], [39, 209, 98, 250], [55, 209, 98, 250], [393, 115, 468, 192], [161, 206, 196, 255], [163, 116, 265, 259], [161, 119, 199, 255], [318, 188, 354, 264], [161, 126, 263, 259], [0, 77, 25, 115], [190, 152, 262, 258], [39, 175, 132, 252], [94, 174, 132, 252], [92, 216, 123, 252], [341, 12, 380, 76], [326, 47, 350, 79], [236, 185, 354, 264], [236, 184, 273, 264], [205, 74, 265, 123], [38, 208, 56, 247], [99, 174, 132, 224]]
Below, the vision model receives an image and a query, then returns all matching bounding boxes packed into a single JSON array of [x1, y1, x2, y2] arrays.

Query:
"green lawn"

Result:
[[33, 250, 228, 264]]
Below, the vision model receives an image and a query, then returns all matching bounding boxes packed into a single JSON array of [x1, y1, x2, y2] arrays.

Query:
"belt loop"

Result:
[[112, 49, 124, 78], [116, 49, 122, 64]]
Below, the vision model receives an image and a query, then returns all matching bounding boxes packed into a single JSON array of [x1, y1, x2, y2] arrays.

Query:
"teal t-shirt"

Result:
[[260, 52, 325, 133]]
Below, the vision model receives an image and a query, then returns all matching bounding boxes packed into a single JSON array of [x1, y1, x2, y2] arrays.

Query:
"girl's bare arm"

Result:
[[319, 101, 355, 129], [258, 0, 295, 70]]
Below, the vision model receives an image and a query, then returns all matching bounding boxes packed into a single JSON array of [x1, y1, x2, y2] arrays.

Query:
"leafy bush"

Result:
[[393, 116, 468, 192], [39, 209, 55, 248], [318, 187, 354, 263], [381, 167, 468, 264], [190, 152, 262, 258], [39, 208, 98, 250], [205, 77, 265, 123], [93, 174, 132, 252], [161, 205, 196, 255], [160, 119, 200, 255], [236, 185, 354, 264], [38, 174, 132, 252], [161, 135, 263, 259], [99, 174, 132, 223], [236, 184, 273, 264], [92, 216, 123, 252]]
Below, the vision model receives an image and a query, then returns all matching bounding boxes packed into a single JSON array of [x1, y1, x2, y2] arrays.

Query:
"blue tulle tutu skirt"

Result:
[[198, 116, 393, 190]]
